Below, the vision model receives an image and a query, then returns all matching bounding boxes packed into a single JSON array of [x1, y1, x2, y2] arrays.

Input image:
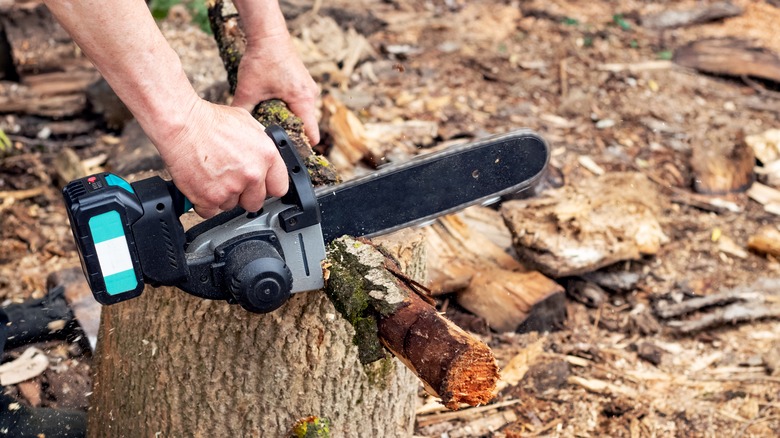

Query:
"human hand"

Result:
[[156, 98, 289, 219], [232, 33, 321, 145]]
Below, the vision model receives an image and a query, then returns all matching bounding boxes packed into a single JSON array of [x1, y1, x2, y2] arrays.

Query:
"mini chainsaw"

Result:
[[63, 125, 549, 313]]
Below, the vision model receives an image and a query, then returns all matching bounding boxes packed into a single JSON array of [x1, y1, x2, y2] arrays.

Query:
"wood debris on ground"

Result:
[[2, 0, 780, 436]]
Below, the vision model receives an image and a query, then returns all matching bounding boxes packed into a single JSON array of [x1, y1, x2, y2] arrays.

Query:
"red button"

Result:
[[88, 176, 97, 183]]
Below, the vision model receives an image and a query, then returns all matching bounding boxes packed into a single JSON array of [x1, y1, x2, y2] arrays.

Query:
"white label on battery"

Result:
[[94, 236, 134, 277]]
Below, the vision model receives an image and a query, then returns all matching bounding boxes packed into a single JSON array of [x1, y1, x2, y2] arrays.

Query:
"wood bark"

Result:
[[691, 131, 755, 195], [673, 38, 780, 83], [0, 2, 89, 77], [502, 172, 669, 278], [0, 4, 100, 122]]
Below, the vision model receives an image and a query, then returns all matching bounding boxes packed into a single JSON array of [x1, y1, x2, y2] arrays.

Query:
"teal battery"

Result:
[[62, 173, 146, 305], [88, 210, 138, 295]]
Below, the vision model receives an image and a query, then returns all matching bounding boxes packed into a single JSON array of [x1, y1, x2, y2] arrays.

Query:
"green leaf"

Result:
[[657, 50, 673, 60], [563, 17, 579, 26], [613, 14, 632, 31], [0, 128, 11, 153]]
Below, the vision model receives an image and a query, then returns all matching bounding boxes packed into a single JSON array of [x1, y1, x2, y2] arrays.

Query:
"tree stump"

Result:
[[89, 2, 408, 435]]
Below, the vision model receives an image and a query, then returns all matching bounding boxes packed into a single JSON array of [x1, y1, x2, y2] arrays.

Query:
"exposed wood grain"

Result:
[[674, 38, 780, 83]]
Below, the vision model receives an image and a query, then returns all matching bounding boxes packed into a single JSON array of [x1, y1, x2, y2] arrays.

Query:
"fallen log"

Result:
[[674, 38, 780, 84], [502, 172, 669, 278], [326, 236, 499, 409]]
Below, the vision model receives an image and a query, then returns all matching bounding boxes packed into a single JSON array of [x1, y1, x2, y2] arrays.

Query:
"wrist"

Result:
[[232, 0, 291, 45]]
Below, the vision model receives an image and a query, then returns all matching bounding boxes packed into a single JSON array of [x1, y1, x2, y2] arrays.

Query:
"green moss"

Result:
[[289, 417, 331, 438], [365, 357, 396, 389], [325, 240, 387, 364]]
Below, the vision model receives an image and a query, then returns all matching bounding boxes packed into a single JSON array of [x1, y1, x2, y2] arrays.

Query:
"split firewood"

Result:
[[674, 38, 780, 84], [748, 225, 780, 258], [458, 206, 514, 254], [423, 214, 565, 333], [690, 130, 755, 195], [425, 214, 524, 294], [325, 236, 499, 409], [0, 3, 89, 77], [0, 77, 92, 118], [502, 172, 669, 278], [458, 268, 566, 333], [321, 93, 383, 176], [641, 2, 743, 30]]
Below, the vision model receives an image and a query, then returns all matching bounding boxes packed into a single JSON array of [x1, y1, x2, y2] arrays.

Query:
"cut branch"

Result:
[[326, 236, 499, 409]]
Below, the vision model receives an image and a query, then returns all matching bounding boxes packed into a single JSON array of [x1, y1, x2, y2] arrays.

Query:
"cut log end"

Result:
[[443, 343, 500, 408]]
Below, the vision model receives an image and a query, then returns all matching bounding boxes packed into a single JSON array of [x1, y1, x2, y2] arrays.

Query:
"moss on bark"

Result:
[[325, 238, 411, 364]]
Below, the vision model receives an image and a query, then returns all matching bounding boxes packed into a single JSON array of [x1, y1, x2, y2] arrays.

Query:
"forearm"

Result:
[[232, 0, 290, 43], [43, 0, 198, 148]]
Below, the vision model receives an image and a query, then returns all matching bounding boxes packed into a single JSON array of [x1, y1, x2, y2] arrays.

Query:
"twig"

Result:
[[0, 186, 46, 201], [597, 60, 675, 73], [416, 399, 522, 427], [559, 58, 568, 97], [524, 418, 562, 437], [735, 414, 780, 438], [741, 75, 780, 99]]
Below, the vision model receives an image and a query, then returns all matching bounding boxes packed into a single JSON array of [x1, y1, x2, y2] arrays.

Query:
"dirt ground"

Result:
[[2, 0, 780, 436]]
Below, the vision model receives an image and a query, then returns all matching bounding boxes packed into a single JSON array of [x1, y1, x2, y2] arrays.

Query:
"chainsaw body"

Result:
[[63, 125, 550, 314]]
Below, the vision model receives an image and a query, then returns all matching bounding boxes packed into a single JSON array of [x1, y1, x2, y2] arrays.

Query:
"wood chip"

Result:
[[496, 339, 545, 392], [597, 60, 674, 73], [748, 226, 780, 257], [577, 155, 605, 176], [746, 129, 780, 164], [0, 347, 49, 385], [747, 182, 780, 215]]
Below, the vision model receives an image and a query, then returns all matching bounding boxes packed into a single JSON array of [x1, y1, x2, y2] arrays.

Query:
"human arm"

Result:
[[42, 0, 288, 218], [231, 0, 321, 145]]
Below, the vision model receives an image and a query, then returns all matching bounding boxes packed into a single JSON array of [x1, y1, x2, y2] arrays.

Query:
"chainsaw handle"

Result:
[[130, 177, 190, 286]]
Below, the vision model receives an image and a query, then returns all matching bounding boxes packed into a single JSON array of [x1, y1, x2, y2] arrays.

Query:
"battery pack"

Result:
[[62, 173, 145, 304]]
